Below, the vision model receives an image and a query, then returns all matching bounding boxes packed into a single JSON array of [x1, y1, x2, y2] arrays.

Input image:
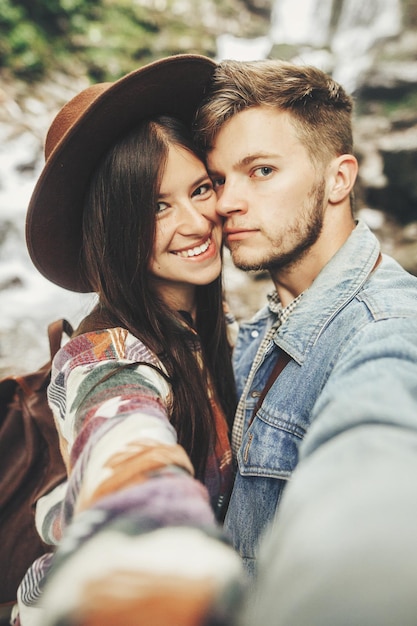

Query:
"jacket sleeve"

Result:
[[26, 328, 244, 626], [241, 316, 417, 626]]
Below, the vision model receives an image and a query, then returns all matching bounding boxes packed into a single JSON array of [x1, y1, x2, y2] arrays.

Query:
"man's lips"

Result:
[[224, 229, 258, 242]]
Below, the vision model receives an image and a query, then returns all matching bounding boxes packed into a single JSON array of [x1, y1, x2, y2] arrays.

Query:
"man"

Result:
[[194, 59, 417, 576]]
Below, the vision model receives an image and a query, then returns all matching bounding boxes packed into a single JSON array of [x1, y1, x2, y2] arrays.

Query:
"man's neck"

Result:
[[271, 215, 356, 308]]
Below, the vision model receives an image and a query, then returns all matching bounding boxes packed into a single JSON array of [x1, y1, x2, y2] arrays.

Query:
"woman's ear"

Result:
[[328, 154, 358, 204]]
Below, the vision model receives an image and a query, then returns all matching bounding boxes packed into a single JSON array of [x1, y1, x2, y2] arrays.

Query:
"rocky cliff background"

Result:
[[1, 0, 417, 374]]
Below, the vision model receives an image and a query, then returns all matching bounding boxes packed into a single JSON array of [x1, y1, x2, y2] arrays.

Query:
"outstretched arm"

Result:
[[18, 328, 243, 626]]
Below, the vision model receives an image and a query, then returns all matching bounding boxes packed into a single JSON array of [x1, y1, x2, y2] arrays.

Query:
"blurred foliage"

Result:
[[0, 0, 101, 79], [0, 0, 216, 81], [0, 0, 269, 82]]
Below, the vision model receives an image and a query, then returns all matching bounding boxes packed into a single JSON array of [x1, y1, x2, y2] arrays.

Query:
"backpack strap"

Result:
[[14, 320, 74, 397], [251, 350, 291, 421], [48, 319, 74, 361]]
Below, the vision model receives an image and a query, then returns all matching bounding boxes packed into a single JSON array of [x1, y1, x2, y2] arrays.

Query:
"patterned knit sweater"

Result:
[[15, 327, 243, 626]]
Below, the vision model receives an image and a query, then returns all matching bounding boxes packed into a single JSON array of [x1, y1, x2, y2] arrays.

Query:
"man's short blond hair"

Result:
[[194, 59, 354, 166]]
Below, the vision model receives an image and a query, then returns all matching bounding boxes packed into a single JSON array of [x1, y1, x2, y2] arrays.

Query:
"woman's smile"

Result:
[[172, 236, 214, 258]]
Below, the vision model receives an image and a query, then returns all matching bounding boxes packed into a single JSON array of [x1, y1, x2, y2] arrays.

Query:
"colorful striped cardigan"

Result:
[[15, 327, 243, 626]]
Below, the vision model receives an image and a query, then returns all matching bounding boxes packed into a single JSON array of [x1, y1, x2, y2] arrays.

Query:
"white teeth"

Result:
[[175, 238, 211, 258]]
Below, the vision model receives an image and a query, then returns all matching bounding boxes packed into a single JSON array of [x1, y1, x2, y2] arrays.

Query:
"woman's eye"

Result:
[[253, 166, 273, 178], [192, 182, 213, 198], [156, 201, 168, 214]]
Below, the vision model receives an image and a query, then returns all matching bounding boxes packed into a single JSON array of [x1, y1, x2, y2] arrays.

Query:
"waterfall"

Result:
[[327, 0, 402, 89], [217, 0, 402, 92], [0, 123, 94, 374], [270, 0, 334, 48]]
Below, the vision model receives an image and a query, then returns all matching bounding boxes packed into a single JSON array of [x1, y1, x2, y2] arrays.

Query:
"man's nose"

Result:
[[215, 180, 248, 217]]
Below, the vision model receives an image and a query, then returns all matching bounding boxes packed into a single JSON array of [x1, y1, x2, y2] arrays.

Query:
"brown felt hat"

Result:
[[26, 54, 217, 293]]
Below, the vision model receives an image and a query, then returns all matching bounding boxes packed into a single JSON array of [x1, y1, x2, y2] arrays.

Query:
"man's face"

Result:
[[206, 106, 328, 274]]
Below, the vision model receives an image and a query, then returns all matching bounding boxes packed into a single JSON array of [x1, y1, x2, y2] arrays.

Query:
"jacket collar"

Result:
[[274, 219, 381, 363]]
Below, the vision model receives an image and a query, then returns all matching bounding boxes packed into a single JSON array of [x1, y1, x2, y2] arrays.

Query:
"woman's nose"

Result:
[[178, 201, 211, 233]]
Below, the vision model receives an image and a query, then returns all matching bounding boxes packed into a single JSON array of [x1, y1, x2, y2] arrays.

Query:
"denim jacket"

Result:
[[225, 219, 417, 573]]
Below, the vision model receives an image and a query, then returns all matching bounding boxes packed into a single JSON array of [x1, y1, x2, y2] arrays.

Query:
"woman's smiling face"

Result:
[[149, 144, 222, 312]]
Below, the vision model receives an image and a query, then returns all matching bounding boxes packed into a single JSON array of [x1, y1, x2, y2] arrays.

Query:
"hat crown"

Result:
[[45, 82, 111, 160]]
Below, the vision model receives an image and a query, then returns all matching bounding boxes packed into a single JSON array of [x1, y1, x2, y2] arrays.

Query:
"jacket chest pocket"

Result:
[[237, 408, 306, 479]]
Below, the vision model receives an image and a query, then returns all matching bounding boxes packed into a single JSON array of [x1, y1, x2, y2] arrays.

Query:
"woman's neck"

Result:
[[155, 283, 197, 322]]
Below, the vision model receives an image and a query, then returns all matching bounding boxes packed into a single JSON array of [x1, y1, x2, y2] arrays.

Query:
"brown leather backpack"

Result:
[[0, 319, 72, 605]]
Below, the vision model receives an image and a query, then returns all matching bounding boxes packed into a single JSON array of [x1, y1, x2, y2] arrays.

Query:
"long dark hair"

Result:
[[80, 115, 236, 478]]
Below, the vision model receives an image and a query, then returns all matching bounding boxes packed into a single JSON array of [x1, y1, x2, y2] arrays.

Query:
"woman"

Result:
[[16, 55, 243, 626]]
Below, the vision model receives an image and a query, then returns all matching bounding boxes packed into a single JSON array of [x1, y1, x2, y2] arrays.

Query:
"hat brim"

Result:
[[26, 54, 217, 292]]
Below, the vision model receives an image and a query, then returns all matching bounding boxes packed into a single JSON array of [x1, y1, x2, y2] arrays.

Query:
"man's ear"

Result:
[[328, 154, 358, 204]]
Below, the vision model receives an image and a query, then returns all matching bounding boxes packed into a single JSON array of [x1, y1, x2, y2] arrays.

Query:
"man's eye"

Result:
[[212, 177, 225, 189], [253, 166, 273, 178]]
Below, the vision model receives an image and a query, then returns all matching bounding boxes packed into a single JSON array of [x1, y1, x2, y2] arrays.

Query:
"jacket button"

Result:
[[250, 330, 259, 338], [251, 390, 261, 398]]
